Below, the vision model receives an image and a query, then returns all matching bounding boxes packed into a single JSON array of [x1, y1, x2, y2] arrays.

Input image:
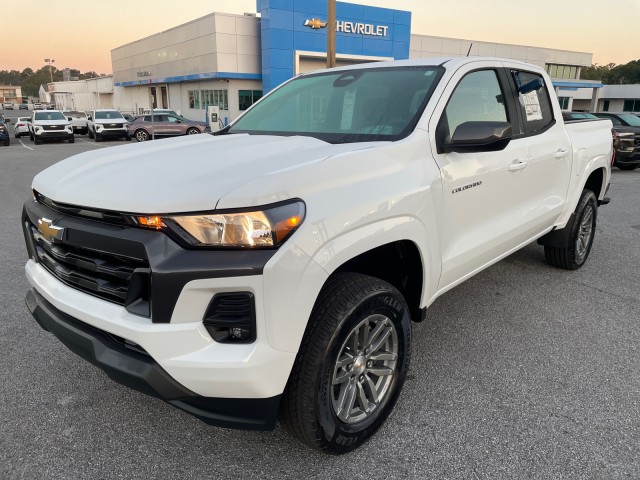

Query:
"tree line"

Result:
[[580, 59, 640, 84], [0, 66, 105, 99]]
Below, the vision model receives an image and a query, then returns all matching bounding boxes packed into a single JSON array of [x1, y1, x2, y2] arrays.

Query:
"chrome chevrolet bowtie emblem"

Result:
[[304, 18, 328, 29], [37, 217, 64, 242]]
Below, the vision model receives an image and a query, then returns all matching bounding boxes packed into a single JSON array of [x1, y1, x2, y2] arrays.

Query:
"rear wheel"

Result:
[[279, 273, 411, 454], [186, 127, 199, 135], [544, 189, 597, 270]]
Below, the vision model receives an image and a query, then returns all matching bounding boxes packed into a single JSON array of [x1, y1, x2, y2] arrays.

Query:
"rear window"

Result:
[[95, 111, 124, 120]]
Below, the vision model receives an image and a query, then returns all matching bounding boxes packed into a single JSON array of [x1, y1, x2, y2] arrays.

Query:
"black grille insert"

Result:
[[26, 220, 150, 313]]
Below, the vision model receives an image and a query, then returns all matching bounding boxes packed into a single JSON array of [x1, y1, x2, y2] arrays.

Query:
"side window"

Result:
[[512, 70, 554, 135], [439, 70, 507, 143]]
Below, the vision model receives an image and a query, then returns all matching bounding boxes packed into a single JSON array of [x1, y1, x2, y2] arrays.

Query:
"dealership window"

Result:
[[558, 97, 570, 110], [623, 99, 640, 112], [239, 90, 263, 111], [545, 64, 579, 80], [603, 100, 610, 112], [202, 89, 228, 110], [188, 90, 200, 109]]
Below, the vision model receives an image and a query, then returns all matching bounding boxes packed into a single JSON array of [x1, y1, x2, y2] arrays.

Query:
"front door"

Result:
[[429, 66, 532, 290]]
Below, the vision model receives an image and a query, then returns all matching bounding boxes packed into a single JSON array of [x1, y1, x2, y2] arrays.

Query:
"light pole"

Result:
[[327, 0, 336, 68], [44, 58, 55, 83]]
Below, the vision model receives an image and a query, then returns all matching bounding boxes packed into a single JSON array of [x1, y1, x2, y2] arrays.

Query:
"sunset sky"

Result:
[[3, 0, 638, 74]]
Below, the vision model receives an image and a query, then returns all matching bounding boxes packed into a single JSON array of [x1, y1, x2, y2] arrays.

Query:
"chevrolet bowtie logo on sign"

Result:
[[304, 18, 328, 29], [37, 217, 64, 242], [303, 18, 389, 37]]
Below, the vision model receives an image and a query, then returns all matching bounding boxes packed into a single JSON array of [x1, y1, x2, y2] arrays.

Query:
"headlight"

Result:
[[135, 200, 305, 248]]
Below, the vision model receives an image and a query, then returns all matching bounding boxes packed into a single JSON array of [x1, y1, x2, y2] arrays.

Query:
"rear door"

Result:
[[506, 65, 572, 232]]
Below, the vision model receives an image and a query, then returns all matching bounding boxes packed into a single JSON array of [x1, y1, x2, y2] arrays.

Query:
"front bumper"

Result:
[[22, 197, 301, 422], [26, 288, 281, 430], [34, 130, 73, 140], [96, 128, 127, 138], [615, 149, 640, 167]]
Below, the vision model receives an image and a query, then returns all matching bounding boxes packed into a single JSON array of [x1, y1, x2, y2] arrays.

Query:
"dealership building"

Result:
[[46, 0, 639, 121]]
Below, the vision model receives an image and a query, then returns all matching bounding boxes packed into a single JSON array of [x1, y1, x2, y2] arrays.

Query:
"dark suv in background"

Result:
[[592, 112, 640, 170]]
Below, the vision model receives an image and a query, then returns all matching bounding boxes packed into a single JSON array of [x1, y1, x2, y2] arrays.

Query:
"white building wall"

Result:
[[409, 34, 592, 70]]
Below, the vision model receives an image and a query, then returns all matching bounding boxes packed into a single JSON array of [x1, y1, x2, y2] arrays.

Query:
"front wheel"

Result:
[[68, 137, 75, 144], [544, 189, 597, 270], [34, 136, 41, 145], [134, 129, 149, 142], [279, 273, 411, 454], [186, 127, 199, 135], [88, 129, 94, 139]]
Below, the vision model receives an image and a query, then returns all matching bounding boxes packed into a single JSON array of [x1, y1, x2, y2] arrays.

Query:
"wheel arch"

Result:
[[333, 240, 424, 323]]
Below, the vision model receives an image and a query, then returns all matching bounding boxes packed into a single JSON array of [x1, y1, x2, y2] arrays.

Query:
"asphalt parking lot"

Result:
[[1, 123, 639, 479]]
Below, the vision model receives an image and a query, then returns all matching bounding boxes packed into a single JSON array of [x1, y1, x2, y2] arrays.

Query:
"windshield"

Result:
[[95, 111, 124, 120], [34, 111, 66, 121], [618, 114, 640, 127], [229, 65, 443, 143]]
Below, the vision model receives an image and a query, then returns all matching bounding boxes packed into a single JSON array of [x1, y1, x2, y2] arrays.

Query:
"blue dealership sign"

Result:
[[257, 0, 411, 92]]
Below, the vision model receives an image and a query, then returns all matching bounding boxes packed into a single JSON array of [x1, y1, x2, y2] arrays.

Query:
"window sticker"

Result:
[[521, 91, 543, 121], [340, 89, 357, 130]]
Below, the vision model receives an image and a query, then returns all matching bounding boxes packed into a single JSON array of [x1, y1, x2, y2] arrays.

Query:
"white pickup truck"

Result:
[[23, 57, 612, 454]]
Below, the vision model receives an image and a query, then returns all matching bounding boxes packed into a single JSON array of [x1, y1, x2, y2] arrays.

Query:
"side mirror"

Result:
[[443, 121, 512, 153], [67, 117, 72, 121], [87, 116, 92, 121]]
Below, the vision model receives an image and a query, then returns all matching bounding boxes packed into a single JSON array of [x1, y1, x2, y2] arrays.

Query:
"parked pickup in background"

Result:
[[62, 111, 89, 135], [22, 57, 612, 454]]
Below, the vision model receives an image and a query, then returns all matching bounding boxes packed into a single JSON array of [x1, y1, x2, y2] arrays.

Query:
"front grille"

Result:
[[34, 191, 129, 225], [26, 219, 149, 308], [104, 123, 123, 129], [43, 125, 65, 131]]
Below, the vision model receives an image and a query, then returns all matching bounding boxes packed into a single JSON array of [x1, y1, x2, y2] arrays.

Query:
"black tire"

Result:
[[94, 133, 102, 142], [3, 140, 9, 146], [125, 134, 131, 141], [34, 136, 41, 145], [29, 132, 34, 141], [544, 189, 597, 270], [68, 137, 75, 144], [134, 129, 149, 142], [617, 164, 638, 171], [88, 129, 94, 139], [279, 272, 411, 454], [186, 127, 199, 135]]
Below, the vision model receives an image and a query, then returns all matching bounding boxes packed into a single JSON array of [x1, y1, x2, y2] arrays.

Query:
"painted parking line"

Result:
[[78, 138, 104, 147], [18, 140, 34, 151]]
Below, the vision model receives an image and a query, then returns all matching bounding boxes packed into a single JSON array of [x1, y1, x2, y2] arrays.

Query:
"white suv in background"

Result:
[[29, 110, 74, 145], [87, 109, 130, 142]]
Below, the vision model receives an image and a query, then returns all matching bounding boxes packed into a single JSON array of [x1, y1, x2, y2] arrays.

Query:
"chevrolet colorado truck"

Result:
[[23, 57, 613, 454]]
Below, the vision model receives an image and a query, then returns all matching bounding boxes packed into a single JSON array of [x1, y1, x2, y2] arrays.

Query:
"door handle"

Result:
[[508, 160, 528, 172], [555, 148, 569, 159]]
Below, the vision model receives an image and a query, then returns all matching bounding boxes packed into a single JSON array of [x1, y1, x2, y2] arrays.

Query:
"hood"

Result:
[[33, 133, 372, 213]]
